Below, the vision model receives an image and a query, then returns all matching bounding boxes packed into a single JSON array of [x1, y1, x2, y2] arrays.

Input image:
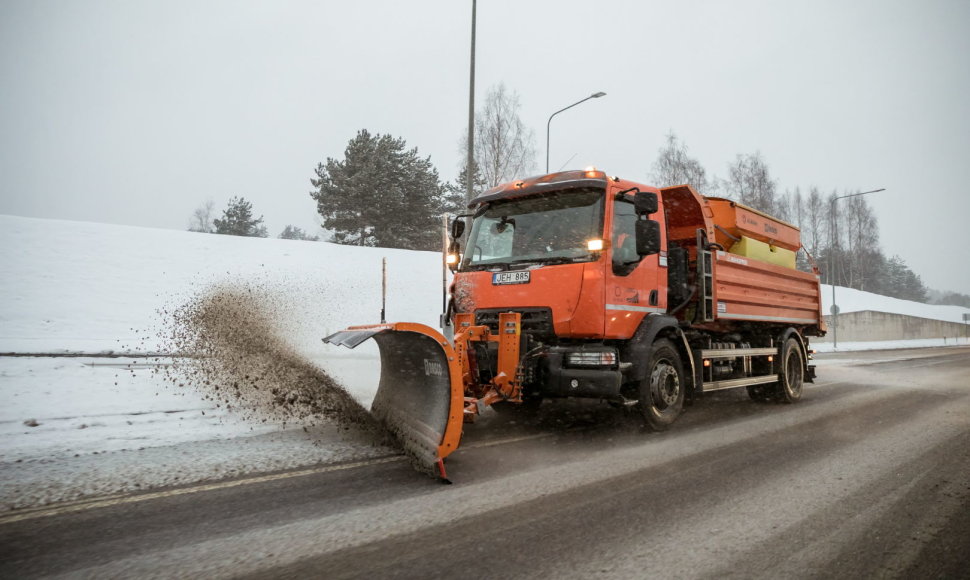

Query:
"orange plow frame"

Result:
[[323, 314, 524, 479]]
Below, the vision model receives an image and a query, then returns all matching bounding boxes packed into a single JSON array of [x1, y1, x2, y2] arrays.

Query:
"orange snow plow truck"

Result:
[[324, 169, 826, 478]]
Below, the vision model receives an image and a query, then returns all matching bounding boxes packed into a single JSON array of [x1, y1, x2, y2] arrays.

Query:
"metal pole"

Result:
[[441, 215, 449, 324], [545, 92, 606, 173], [380, 257, 387, 324], [465, 0, 476, 205], [832, 278, 837, 348]]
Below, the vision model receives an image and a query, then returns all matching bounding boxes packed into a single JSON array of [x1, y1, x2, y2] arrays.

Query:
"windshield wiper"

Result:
[[461, 261, 514, 272], [464, 255, 590, 272], [507, 255, 588, 267]]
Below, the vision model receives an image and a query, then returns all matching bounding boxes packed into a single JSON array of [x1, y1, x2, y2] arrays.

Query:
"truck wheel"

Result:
[[776, 338, 804, 404], [638, 339, 685, 431]]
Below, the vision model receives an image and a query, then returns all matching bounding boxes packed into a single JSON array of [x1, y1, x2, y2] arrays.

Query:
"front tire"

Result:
[[638, 339, 685, 431], [776, 337, 804, 403]]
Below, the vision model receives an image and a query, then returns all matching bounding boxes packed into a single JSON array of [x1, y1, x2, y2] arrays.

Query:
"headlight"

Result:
[[566, 351, 617, 367]]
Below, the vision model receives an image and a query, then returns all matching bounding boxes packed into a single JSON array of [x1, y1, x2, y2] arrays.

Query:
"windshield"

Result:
[[460, 188, 605, 270]]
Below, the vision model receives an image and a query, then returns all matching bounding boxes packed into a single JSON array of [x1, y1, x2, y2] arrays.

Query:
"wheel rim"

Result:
[[785, 349, 802, 396], [650, 360, 680, 410]]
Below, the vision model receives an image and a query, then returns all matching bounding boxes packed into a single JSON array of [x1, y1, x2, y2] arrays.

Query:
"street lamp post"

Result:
[[829, 188, 885, 348], [465, 0, 476, 206], [545, 92, 606, 173]]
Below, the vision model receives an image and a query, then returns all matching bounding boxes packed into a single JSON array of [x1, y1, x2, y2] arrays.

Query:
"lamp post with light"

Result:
[[545, 92, 606, 173], [829, 188, 885, 348]]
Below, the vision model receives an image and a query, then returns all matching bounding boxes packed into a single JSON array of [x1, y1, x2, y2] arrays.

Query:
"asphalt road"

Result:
[[2, 346, 969, 579]]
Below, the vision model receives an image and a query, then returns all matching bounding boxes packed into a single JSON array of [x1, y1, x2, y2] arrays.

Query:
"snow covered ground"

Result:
[[1, 214, 968, 509], [1, 215, 433, 508]]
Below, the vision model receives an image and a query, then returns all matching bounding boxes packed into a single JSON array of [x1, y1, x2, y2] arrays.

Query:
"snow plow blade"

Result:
[[323, 323, 464, 476]]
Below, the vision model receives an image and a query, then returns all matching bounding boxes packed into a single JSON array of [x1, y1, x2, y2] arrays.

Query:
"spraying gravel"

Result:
[[158, 283, 386, 439]]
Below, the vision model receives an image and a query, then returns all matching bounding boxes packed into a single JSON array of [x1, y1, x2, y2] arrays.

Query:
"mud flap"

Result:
[[323, 323, 463, 476]]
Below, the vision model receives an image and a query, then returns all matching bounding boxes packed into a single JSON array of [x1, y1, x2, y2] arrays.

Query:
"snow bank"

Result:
[[813, 337, 969, 353], [821, 284, 969, 324], [0, 214, 443, 355]]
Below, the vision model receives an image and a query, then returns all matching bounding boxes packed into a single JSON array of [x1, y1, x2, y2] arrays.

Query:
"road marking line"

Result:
[[4, 493, 131, 517], [463, 432, 554, 450]]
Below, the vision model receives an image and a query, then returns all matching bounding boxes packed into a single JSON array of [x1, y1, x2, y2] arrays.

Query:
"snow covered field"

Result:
[[1, 214, 967, 509], [1, 215, 436, 508]]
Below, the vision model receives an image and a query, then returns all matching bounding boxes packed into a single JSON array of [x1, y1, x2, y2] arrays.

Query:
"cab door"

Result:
[[604, 187, 666, 339]]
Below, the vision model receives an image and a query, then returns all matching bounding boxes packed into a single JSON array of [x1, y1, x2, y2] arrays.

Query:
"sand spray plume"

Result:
[[157, 282, 387, 439]]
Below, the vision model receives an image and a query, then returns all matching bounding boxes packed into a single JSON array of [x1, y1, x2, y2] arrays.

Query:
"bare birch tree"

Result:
[[649, 133, 710, 192], [802, 186, 826, 256], [461, 83, 537, 203], [188, 199, 215, 233], [725, 152, 778, 216], [844, 195, 879, 290]]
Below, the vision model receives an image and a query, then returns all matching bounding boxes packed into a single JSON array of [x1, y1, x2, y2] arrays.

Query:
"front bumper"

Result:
[[541, 347, 623, 399]]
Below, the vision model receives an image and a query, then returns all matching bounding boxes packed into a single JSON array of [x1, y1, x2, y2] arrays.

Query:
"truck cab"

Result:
[[451, 169, 675, 406], [454, 168, 667, 339]]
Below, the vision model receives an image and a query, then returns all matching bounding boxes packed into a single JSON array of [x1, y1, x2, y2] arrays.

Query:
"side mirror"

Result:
[[635, 219, 661, 256], [634, 191, 658, 215], [450, 218, 465, 239]]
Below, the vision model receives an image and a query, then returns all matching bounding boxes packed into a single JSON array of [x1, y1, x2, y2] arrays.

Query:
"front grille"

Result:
[[475, 308, 554, 338]]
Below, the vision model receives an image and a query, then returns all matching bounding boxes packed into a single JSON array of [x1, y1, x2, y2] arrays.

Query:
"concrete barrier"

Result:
[[817, 310, 970, 343]]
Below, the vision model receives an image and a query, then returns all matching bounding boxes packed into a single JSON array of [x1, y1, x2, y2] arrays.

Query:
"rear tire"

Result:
[[776, 337, 804, 404], [638, 339, 685, 431]]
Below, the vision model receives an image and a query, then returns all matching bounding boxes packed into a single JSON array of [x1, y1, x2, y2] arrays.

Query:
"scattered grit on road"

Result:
[[1, 348, 968, 579]]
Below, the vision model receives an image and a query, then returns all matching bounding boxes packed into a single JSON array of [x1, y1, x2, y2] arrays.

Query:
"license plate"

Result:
[[492, 271, 531, 285]]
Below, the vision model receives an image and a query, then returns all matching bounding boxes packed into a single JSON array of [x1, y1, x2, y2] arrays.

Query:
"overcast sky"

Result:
[[2, 0, 968, 293]]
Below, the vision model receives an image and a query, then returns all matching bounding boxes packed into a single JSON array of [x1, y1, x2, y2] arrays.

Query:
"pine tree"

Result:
[[310, 130, 445, 250], [213, 196, 268, 237], [278, 225, 319, 241], [934, 291, 970, 308], [444, 159, 486, 215], [886, 255, 928, 302]]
